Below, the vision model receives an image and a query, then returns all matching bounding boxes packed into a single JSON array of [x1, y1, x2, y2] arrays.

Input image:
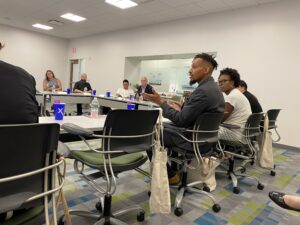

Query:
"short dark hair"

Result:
[[239, 80, 248, 90], [219, 68, 240, 87], [194, 53, 218, 70], [0, 42, 4, 50], [123, 79, 129, 84]]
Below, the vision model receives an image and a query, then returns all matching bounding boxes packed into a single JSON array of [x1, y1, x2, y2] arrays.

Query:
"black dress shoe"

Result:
[[269, 191, 300, 212]]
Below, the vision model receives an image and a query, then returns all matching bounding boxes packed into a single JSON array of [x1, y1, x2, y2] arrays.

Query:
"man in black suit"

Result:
[[238, 80, 263, 113], [143, 53, 225, 183], [137, 76, 153, 97]]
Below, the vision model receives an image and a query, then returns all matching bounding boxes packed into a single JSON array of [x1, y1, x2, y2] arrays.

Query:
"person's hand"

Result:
[[142, 89, 164, 105], [167, 100, 182, 111]]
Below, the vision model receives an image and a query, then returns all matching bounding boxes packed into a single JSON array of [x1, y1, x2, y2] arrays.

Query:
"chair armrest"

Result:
[[220, 123, 240, 129], [62, 123, 94, 138]]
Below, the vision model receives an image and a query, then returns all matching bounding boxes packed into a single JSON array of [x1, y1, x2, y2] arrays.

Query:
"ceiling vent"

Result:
[[48, 19, 64, 26]]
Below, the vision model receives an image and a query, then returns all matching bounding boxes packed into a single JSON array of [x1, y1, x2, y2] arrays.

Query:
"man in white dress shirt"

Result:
[[116, 79, 134, 98]]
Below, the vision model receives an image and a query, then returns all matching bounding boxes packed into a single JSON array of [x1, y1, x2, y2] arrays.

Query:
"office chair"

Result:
[[217, 113, 265, 194], [59, 109, 158, 225], [164, 113, 224, 217], [266, 109, 281, 142], [0, 123, 64, 225]]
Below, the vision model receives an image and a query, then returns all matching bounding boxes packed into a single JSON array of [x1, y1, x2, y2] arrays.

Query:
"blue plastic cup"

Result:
[[54, 103, 65, 120], [93, 90, 96, 96], [106, 91, 111, 97], [127, 103, 135, 110], [67, 88, 71, 94]]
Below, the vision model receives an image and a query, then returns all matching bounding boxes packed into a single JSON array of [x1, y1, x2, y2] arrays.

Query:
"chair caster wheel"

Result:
[[233, 187, 240, 194], [212, 204, 221, 213], [148, 191, 151, 197], [137, 211, 145, 222], [240, 167, 246, 173], [95, 201, 102, 211], [58, 217, 65, 225], [174, 207, 183, 217], [203, 185, 210, 193], [270, 170, 276, 176], [257, 183, 264, 190]]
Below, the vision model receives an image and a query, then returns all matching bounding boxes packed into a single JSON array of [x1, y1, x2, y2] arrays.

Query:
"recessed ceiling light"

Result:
[[105, 0, 138, 9], [60, 13, 86, 22], [32, 23, 53, 30]]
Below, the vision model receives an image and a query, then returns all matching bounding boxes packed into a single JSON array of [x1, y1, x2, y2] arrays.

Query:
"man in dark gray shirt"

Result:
[[0, 42, 38, 124], [143, 53, 224, 183], [0, 42, 38, 221]]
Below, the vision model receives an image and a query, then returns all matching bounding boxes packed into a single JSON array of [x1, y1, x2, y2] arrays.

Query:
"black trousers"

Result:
[[77, 104, 82, 115]]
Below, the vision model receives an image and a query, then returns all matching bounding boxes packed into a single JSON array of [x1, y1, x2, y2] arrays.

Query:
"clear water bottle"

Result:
[[90, 97, 99, 118]]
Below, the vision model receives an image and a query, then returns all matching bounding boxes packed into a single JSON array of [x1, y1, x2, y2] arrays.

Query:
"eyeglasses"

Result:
[[218, 80, 231, 85]]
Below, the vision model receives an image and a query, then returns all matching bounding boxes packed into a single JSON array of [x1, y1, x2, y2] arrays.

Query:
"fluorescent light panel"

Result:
[[32, 23, 53, 30], [60, 13, 86, 22], [105, 0, 138, 9]]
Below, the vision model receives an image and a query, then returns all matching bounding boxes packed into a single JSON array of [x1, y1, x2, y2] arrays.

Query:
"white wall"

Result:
[[0, 24, 68, 90], [68, 0, 300, 147]]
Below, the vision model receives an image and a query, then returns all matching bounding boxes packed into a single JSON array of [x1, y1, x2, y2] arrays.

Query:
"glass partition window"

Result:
[[140, 58, 196, 94]]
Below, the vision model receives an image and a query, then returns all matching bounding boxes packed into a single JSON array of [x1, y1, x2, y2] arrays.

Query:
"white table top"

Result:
[[39, 115, 172, 133], [39, 115, 106, 132]]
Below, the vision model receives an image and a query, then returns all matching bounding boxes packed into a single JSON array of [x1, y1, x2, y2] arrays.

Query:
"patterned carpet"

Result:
[[59, 140, 300, 225]]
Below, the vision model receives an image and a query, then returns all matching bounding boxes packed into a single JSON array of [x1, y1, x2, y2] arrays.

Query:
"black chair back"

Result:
[[0, 123, 60, 209], [103, 110, 159, 153], [194, 113, 224, 144], [267, 109, 281, 129], [245, 113, 264, 137]]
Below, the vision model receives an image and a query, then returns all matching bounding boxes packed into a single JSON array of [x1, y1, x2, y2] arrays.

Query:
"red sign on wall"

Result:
[[70, 47, 76, 53]]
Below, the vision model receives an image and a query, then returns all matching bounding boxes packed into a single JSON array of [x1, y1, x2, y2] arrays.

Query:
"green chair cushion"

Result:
[[70, 150, 147, 168]]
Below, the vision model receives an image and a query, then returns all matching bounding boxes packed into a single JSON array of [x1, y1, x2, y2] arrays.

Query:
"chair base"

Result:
[[216, 170, 264, 194], [59, 195, 145, 225], [171, 171, 221, 217]]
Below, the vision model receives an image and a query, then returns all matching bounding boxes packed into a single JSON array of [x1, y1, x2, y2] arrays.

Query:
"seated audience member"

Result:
[[116, 79, 134, 98], [43, 70, 62, 91], [73, 73, 92, 115], [137, 76, 153, 97], [0, 42, 39, 221], [218, 68, 251, 142], [269, 191, 300, 212], [143, 53, 224, 184], [238, 80, 263, 113], [73, 73, 92, 94]]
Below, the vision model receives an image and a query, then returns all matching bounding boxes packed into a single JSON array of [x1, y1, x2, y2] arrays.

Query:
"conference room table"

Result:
[[37, 91, 158, 115], [39, 114, 170, 134], [39, 115, 106, 133]]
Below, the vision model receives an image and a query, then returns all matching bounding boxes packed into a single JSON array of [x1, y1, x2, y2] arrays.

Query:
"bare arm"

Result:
[[43, 80, 47, 91], [222, 102, 234, 122], [56, 79, 62, 91], [73, 89, 83, 93]]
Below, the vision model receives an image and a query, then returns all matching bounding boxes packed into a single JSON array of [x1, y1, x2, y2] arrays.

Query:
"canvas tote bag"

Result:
[[149, 109, 171, 214], [187, 156, 220, 192], [257, 115, 274, 169]]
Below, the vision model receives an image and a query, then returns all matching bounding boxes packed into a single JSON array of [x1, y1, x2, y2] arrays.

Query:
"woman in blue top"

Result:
[[43, 70, 62, 91]]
